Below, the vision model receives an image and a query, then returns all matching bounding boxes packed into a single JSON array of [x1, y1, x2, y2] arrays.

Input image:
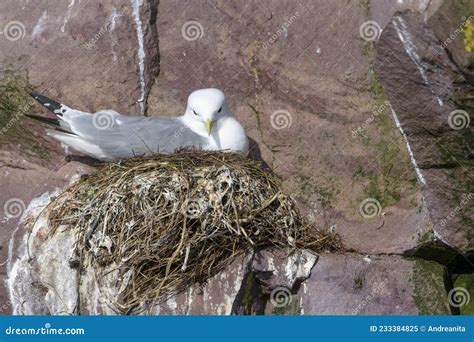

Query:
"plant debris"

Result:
[[0, 69, 50, 159], [0, 69, 32, 139], [48, 150, 342, 313]]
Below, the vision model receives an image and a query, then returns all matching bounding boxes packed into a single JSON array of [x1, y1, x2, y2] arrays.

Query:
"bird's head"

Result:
[[184, 88, 231, 136]]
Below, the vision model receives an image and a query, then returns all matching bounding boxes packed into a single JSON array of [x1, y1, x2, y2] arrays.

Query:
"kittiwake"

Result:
[[27, 88, 249, 161]]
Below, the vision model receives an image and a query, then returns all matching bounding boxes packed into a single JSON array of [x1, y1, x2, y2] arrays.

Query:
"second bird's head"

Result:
[[185, 88, 230, 135]]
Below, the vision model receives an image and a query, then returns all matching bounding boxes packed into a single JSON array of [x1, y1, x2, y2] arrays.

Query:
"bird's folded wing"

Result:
[[60, 111, 207, 158]]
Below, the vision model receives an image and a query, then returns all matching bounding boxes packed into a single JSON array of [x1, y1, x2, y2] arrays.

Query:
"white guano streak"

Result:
[[393, 16, 443, 107], [109, 8, 122, 62], [389, 104, 426, 185], [32, 11, 48, 38], [61, 0, 75, 33], [131, 0, 146, 115]]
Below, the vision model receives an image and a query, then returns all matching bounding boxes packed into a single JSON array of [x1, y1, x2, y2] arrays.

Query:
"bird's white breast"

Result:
[[213, 117, 249, 154]]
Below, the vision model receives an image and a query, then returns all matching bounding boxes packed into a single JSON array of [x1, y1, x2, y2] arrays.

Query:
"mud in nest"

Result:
[[48, 151, 342, 313]]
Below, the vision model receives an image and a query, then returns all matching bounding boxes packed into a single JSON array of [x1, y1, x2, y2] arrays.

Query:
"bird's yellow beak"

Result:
[[204, 119, 213, 136]]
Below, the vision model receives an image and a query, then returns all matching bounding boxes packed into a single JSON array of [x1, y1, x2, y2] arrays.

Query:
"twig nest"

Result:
[[48, 151, 341, 313]]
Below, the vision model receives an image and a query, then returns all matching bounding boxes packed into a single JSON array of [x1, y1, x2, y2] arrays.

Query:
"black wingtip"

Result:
[[25, 113, 60, 126], [25, 113, 71, 133], [29, 91, 63, 114]]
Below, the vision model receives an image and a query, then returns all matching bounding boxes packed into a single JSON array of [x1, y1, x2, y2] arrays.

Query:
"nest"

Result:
[[48, 151, 341, 313]]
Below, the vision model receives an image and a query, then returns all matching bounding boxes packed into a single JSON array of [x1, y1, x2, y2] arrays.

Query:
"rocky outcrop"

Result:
[[9, 196, 451, 315], [375, 11, 474, 256], [0, 150, 93, 315], [0, 0, 159, 314], [0, 0, 159, 114], [1, 0, 471, 315], [428, 0, 474, 77], [282, 254, 451, 315]]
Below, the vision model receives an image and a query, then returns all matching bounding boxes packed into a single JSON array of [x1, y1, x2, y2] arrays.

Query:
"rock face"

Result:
[[375, 11, 474, 255], [0, 0, 158, 314], [0, 0, 159, 114], [291, 254, 451, 315], [148, 0, 431, 257], [429, 0, 474, 74], [9, 198, 450, 316], [1, 0, 472, 315], [0, 150, 93, 315]]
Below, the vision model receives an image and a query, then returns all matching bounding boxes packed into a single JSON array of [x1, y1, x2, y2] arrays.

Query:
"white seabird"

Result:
[[28, 88, 249, 161]]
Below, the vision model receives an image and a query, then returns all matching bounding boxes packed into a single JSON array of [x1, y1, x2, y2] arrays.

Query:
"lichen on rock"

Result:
[[410, 258, 451, 315]]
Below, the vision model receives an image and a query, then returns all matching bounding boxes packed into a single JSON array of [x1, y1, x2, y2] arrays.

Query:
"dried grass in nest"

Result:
[[48, 150, 342, 313]]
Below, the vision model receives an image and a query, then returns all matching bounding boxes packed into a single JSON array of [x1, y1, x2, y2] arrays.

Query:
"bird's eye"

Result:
[[218, 107, 222, 113], [193, 110, 198, 116]]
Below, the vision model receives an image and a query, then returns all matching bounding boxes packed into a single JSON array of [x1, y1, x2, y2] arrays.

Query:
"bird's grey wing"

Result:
[[65, 113, 207, 159]]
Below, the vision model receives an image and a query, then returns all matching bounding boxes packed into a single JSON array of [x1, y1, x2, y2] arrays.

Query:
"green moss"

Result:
[[363, 173, 401, 208], [462, 215, 474, 251], [414, 230, 460, 265], [356, 73, 418, 209], [368, 71, 385, 101], [410, 258, 451, 315], [362, 41, 373, 58], [364, 175, 381, 200], [0, 69, 50, 159], [0, 69, 32, 138], [430, 163, 474, 253], [296, 175, 338, 208], [354, 275, 364, 290], [454, 88, 474, 113], [271, 293, 301, 315], [453, 0, 474, 24], [236, 271, 266, 316], [418, 231, 434, 245], [434, 135, 473, 168], [468, 55, 474, 72], [242, 272, 256, 315], [352, 167, 367, 182], [360, 0, 371, 18], [454, 274, 474, 315]]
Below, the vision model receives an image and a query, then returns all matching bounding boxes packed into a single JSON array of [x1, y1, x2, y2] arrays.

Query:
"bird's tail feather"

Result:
[[46, 129, 108, 160], [30, 91, 63, 114]]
